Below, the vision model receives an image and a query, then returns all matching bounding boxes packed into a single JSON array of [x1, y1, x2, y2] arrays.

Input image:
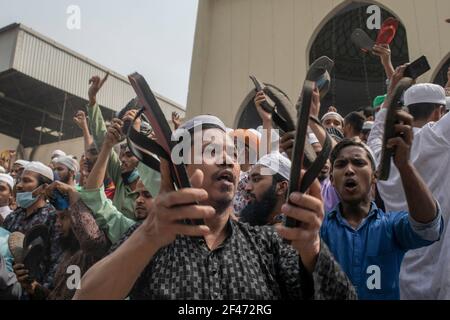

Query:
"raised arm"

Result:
[[254, 91, 274, 155], [388, 111, 437, 223], [73, 110, 94, 154], [373, 44, 395, 81], [309, 88, 337, 149]]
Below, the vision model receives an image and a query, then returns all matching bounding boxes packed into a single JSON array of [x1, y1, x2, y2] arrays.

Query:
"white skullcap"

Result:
[[51, 150, 66, 159], [404, 84, 446, 107], [308, 133, 320, 145], [0, 166, 5, 174], [321, 112, 344, 124], [362, 121, 374, 131], [178, 115, 226, 133], [0, 173, 14, 189], [256, 152, 291, 181], [14, 160, 29, 168], [54, 155, 79, 172], [446, 97, 450, 111], [24, 161, 54, 182]]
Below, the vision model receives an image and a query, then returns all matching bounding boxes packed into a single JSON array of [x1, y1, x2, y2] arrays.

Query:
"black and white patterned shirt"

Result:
[[3, 203, 62, 290], [112, 220, 357, 300]]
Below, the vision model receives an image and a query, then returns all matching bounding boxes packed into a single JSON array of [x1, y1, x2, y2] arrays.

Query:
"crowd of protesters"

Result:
[[1, 41, 450, 301]]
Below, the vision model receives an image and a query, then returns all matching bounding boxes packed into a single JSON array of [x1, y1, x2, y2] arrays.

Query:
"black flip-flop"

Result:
[[23, 237, 46, 281], [306, 56, 334, 99], [249, 75, 296, 133], [351, 28, 375, 53], [284, 81, 333, 229], [127, 73, 191, 190], [378, 77, 414, 181]]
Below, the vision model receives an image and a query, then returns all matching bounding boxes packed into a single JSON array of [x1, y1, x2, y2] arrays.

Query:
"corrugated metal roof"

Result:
[[0, 22, 185, 115]]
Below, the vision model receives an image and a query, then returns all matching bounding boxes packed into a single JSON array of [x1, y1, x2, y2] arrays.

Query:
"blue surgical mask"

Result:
[[16, 189, 40, 209], [122, 169, 140, 185], [53, 171, 61, 182]]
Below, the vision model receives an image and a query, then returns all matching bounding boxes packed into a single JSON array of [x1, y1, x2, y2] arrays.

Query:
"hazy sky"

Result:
[[0, 0, 199, 107]]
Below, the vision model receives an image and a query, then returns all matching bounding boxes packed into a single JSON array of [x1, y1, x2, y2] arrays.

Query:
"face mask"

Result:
[[16, 189, 40, 209], [53, 171, 61, 182], [122, 169, 139, 185]]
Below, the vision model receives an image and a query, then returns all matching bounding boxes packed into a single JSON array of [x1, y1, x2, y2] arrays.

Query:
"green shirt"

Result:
[[87, 103, 160, 220], [79, 187, 135, 244]]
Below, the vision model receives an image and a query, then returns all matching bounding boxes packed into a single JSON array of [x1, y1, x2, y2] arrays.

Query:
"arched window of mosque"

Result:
[[309, 1, 409, 116]]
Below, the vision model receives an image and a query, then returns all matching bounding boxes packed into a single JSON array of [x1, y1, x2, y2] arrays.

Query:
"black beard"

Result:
[[318, 173, 329, 182], [240, 184, 278, 227], [60, 229, 80, 253]]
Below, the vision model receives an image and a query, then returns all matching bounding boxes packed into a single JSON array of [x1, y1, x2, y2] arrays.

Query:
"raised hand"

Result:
[[387, 110, 414, 169], [88, 73, 109, 107], [276, 177, 324, 273], [254, 91, 272, 123], [105, 118, 125, 147], [139, 159, 214, 250], [73, 110, 88, 130], [172, 112, 182, 130]]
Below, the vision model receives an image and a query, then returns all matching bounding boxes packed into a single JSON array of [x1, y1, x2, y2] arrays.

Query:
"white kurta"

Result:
[[368, 109, 450, 299]]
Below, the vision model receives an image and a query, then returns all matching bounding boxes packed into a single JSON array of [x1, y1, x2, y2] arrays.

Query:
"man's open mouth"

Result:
[[216, 170, 235, 184], [344, 179, 358, 191]]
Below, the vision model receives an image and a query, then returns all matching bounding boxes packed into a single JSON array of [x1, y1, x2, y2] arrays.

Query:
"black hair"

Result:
[[85, 144, 99, 156], [407, 103, 442, 121], [37, 175, 53, 186], [362, 107, 374, 119], [330, 139, 376, 171], [272, 173, 287, 184], [344, 112, 366, 135]]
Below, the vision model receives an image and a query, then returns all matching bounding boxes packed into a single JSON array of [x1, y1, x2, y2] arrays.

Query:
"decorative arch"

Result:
[[431, 53, 450, 87], [234, 84, 294, 130], [307, 1, 410, 116]]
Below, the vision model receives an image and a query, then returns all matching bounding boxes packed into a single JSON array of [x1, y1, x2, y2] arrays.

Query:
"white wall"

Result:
[[0, 133, 19, 150], [24, 137, 84, 163]]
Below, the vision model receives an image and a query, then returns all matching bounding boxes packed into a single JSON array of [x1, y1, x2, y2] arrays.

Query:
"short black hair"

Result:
[[37, 174, 53, 186], [407, 103, 442, 121], [344, 112, 366, 135], [362, 107, 374, 119], [330, 139, 376, 171], [272, 172, 288, 184]]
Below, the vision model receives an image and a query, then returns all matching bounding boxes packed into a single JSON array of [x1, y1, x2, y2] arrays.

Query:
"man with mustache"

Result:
[[240, 152, 290, 227], [321, 112, 443, 299], [74, 115, 356, 300]]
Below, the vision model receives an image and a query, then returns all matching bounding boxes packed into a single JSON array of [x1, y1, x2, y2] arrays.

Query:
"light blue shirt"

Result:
[[0, 227, 13, 273], [320, 202, 443, 300]]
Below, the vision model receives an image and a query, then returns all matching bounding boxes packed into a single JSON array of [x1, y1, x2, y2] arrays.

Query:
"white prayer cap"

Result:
[[321, 112, 344, 124], [0, 166, 5, 174], [256, 152, 291, 181], [404, 84, 446, 107], [308, 133, 320, 145], [178, 115, 226, 133], [14, 160, 29, 168], [51, 149, 66, 159], [446, 97, 450, 111], [54, 155, 79, 172], [362, 121, 374, 131], [24, 161, 54, 181], [0, 173, 14, 189]]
